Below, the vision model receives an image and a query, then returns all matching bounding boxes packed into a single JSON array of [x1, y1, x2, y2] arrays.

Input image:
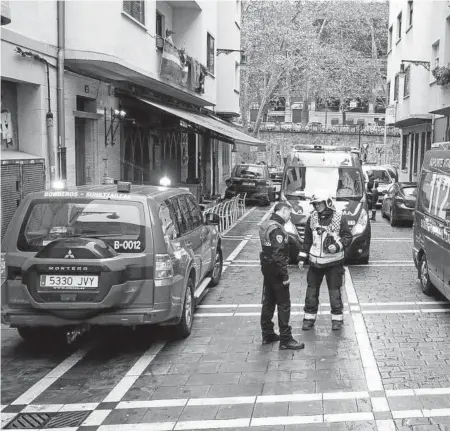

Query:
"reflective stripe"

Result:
[[309, 253, 344, 266], [331, 314, 344, 321], [298, 252, 308, 258], [304, 313, 317, 320], [335, 239, 343, 251]]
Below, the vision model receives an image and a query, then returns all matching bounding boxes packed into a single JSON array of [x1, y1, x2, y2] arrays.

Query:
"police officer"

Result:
[[298, 190, 352, 331], [259, 202, 305, 350]]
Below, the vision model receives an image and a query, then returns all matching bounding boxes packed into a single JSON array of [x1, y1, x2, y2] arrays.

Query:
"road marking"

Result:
[[343, 268, 383, 391], [187, 396, 256, 406], [371, 397, 390, 412], [392, 409, 423, 419], [324, 412, 374, 422], [251, 415, 322, 426], [11, 344, 93, 405], [257, 203, 276, 225], [1, 413, 18, 428], [82, 409, 112, 426], [377, 420, 397, 431], [221, 206, 257, 237], [98, 423, 175, 431]]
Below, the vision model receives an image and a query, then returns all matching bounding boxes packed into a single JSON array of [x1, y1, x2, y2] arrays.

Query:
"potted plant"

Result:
[[432, 64, 450, 86]]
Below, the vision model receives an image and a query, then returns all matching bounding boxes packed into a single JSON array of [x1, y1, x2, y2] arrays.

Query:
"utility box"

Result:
[[1, 151, 45, 239]]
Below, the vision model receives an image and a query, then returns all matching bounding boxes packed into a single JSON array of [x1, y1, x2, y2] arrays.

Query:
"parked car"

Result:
[[268, 165, 283, 196], [413, 142, 450, 299], [381, 182, 417, 226], [1, 182, 223, 343], [225, 164, 275, 205], [362, 164, 395, 207]]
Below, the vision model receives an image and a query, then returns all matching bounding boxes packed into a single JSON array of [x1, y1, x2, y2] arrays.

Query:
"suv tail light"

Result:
[[155, 254, 174, 279], [1, 253, 5, 283]]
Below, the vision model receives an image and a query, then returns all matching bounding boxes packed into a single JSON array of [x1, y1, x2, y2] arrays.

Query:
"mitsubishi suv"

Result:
[[1, 182, 223, 342]]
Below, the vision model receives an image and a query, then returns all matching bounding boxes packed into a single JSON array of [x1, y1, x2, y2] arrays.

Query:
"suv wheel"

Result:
[[419, 254, 435, 296], [174, 278, 194, 339], [209, 248, 223, 286]]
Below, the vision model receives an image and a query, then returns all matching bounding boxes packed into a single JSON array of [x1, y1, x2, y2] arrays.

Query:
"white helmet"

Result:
[[310, 189, 333, 208]]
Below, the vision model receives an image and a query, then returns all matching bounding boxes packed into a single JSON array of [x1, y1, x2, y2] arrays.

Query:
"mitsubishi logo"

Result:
[[64, 250, 75, 259]]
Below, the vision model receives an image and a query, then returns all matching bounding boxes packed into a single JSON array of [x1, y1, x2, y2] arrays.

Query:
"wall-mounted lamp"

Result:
[[231, 143, 238, 152], [105, 107, 126, 146], [399, 60, 431, 75]]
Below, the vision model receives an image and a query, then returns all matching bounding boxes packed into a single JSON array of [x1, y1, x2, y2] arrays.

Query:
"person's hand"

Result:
[[282, 278, 290, 286], [328, 244, 337, 254], [298, 261, 305, 271]]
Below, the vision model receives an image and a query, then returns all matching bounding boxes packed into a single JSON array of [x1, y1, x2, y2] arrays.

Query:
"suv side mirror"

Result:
[[205, 213, 220, 225]]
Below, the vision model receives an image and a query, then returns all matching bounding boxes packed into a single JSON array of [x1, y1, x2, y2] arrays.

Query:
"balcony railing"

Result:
[[249, 122, 401, 136]]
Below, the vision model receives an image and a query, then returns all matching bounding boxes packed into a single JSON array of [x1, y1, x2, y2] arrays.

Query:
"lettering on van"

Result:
[[44, 192, 79, 197], [420, 217, 450, 244], [430, 158, 450, 169], [85, 192, 132, 200]]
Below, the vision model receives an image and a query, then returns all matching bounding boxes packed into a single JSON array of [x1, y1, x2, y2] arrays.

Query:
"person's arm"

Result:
[[335, 215, 353, 252], [298, 217, 312, 263], [268, 228, 289, 282]]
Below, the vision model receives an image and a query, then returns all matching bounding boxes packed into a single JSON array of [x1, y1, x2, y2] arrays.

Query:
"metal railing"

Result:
[[202, 193, 247, 232]]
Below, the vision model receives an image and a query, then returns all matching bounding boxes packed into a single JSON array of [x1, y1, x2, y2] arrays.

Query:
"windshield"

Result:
[[365, 169, 391, 184], [18, 199, 146, 253], [283, 166, 364, 199], [234, 165, 265, 178]]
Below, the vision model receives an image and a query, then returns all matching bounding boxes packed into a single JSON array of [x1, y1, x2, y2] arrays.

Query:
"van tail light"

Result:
[[155, 254, 174, 279], [1, 253, 5, 283]]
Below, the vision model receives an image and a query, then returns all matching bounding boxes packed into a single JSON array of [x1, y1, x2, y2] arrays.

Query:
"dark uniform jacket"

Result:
[[371, 187, 380, 207], [259, 213, 290, 282], [298, 207, 352, 268]]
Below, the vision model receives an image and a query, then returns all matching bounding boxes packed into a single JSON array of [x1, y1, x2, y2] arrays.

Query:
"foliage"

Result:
[[240, 0, 389, 135], [432, 64, 450, 86]]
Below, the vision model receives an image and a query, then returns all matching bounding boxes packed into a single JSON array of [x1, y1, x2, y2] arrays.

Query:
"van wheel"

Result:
[[419, 254, 435, 296], [209, 248, 223, 286], [174, 278, 194, 339]]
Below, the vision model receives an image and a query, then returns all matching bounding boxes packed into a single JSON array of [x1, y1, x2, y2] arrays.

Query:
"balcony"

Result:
[[166, 1, 202, 10], [250, 122, 401, 136]]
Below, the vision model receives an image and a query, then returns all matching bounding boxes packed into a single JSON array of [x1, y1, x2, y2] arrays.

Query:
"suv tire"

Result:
[[209, 248, 223, 286], [419, 254, 435, 296], [174, 278, 194, 339]]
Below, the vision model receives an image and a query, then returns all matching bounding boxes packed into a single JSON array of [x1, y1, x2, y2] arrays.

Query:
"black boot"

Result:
[[332, 320, 343, 331], [262, 333, 280, 345], [302, 320, 315, 331], [279, 338, 305, 350]]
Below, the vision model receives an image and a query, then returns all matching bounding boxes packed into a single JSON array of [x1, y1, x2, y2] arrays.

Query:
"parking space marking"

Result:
[[82, 409, 112, 427], [102, 341, 166, 402], [11, 344, 93, 405]]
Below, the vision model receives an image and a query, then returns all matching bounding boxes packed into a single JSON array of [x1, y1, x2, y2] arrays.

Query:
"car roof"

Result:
[[32, 185, 191, 203]]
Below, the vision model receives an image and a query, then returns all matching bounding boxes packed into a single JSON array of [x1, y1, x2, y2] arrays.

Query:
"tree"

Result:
[[240, 0, 389, 135]]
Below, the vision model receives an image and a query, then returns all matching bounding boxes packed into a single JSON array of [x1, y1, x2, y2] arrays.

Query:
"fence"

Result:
[[202, 193, 247, 232]]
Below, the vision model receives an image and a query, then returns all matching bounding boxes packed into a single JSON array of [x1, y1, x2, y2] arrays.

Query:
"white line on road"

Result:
[[257, 203, 276, 226], [343, 268, 383, 392], [11, 344, 93, 405], [102, 342, 166, 403]]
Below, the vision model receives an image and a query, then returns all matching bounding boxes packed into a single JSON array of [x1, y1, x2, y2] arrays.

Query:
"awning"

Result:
[[136, 97, 265, 147], [429, 106, 450, 116], [1, 150, 44, 161], [393, 114, 432, 128]]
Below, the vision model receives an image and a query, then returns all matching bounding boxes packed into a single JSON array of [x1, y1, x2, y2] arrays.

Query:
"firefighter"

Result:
[[298, 190, 352, 331], [259, 201, 305, 350]]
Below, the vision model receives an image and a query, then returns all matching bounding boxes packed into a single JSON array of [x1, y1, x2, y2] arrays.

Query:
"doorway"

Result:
[[74, 118, 86, 186]]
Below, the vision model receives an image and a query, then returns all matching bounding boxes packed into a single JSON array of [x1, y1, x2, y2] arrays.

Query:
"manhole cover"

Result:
[[5, 411, 91, 429]]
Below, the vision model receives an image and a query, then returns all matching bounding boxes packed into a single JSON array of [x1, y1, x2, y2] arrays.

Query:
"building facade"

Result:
[[386, 0, 450, 182], [1, 0, 260, 235]]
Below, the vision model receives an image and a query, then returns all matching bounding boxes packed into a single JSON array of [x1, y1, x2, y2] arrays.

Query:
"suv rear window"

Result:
[[17, 199, 146, 253], [234, 165, 266, 178]]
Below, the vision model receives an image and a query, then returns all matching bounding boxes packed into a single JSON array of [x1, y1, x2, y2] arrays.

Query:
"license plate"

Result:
[[39, 275, 99, 290], [242, 182, 255, 186]]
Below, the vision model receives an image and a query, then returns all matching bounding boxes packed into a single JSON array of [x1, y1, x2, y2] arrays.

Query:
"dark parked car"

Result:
[[381, 181, 417, 226], [1, 182, 223, 343], [268, 165, 283, 197], [225, 164, 275, 205]]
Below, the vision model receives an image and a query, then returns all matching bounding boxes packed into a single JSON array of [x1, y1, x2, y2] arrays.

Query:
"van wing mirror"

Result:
[[205, 213, 220, 225]]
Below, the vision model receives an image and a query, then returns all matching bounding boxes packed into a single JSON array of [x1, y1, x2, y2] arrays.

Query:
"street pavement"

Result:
[[2, 206, 450, 430]]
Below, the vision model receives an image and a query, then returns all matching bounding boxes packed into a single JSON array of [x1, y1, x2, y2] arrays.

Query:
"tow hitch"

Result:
[[66, 324, 90, 344]]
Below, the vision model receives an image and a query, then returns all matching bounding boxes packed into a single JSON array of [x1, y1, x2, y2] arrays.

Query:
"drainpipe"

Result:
[[57, 0, 66, 181], [45, 60, 56, 184]]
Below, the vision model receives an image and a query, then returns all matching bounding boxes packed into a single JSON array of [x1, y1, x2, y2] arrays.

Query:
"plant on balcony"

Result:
[[432, 64, 450, 86]]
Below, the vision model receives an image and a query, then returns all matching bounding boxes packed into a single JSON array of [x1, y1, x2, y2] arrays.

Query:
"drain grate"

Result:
[[4, 413, 52, 429], [46, 411, 90, 428], [5, 411, 91, 429]]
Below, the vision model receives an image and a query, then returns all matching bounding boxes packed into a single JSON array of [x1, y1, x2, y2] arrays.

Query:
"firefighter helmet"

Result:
[[310, 190, 333, 208]]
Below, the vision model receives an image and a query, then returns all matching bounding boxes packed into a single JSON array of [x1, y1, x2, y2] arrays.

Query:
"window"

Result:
[[207, 33, 215, 74], [404, 66, 411, 97], [413, 133, 420, 174], [170, 198, 187, 236], [235, 61, 240, 92], [432, 41, 440, 69], [159, 201, 178, 239], [388, 26, 393, 50], [156, 11, 163, 37], [222, 144, 230, 168], [397, 13, 402, 40], [386, 81, 391, 104], [186, 195, 202, 229], [419, 172, 450, 221], [123, 1, 145, 25], [408, 1, 413, 27], [394, 74, 399, 101], [401, 135, 408, 170], [420, 132, 426, 169], [177, 195, 194, 233]]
